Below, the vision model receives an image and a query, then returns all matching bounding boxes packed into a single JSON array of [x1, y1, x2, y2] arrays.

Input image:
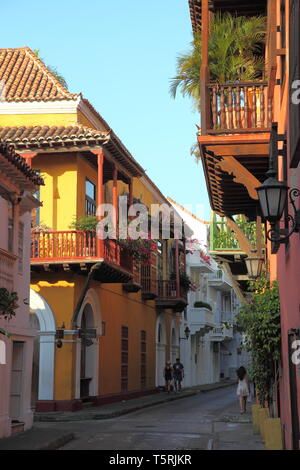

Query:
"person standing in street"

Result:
[[236, 366, 250, 414], [173, 358, 184, 393], [164, 361, 173, 393]]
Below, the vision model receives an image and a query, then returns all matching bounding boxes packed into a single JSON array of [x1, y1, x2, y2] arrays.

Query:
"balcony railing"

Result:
[[209, 323, 233, 341], [189, 307, 215, 335], [0, 248, 16, 291], [31, 231, 97, 260], [31, 231, 134, 271], [141, 257, 157, 297], [210, 218, 261, 252], [206, 82, 271, 134], [157, 280, 185, 300]]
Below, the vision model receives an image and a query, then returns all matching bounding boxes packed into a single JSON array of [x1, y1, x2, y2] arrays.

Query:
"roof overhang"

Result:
[[189, 0, 267, 33], [198, 132, 270, 218]]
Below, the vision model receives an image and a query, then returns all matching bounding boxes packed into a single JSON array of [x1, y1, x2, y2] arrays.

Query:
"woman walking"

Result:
[[164, 361, 173, 393], [236, 366, 250, 414]]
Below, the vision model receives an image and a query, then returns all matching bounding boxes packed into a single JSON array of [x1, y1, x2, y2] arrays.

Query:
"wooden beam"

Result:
[[216, 157, 260, 200], [225, 217, 253, 257], [221, 262, 245, 303], [206, 144, 269, 156], [200, 0, 210, 134]]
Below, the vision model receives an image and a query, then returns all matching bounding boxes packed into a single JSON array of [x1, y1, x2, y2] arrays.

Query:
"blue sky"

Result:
[[2, 0, 210, 220]]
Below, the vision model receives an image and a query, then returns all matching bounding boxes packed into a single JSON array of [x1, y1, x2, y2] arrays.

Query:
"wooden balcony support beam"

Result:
[[221, 262, 245, 303], [216, 156, 260, 201], [200, 0, 210, 135], [20, 153, 38, 167], [224, 217, 253, 258]]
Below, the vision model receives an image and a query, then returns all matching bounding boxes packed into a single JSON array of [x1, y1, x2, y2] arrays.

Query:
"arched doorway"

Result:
[[29, 289, 56, 403], [75, 289, 101, 400], [156, 315, 166, 387]]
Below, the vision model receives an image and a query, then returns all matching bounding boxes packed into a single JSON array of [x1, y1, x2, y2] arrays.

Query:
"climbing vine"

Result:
[[236, 274, 281, 407]]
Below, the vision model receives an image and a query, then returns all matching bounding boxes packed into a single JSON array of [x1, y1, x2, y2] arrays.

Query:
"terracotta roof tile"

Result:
[[0, 140, 44, 186], [0, 126, 145, 177], [0, 125, 107, 146], [0, 47, 79, 102]]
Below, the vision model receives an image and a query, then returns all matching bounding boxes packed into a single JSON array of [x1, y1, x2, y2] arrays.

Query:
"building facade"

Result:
[[0, 47, 187, 412], [187, 0, 300, 449], [168, 199, 247, 386], [0, 142, 43, 437]]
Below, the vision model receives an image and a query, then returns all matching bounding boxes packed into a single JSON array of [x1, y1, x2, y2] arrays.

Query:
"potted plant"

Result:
[[193, 301, 212, 311]]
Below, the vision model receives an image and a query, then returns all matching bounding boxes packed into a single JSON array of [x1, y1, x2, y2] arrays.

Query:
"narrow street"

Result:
[[33, 386, 264, 450]]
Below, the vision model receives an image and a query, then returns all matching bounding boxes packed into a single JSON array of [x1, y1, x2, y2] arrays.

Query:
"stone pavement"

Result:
[[33, 379, 236, 423], [0, 380, 265, 450]]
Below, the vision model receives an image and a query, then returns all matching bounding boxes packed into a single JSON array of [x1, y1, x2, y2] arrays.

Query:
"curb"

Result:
[[34, 382, 236, 423], [38, 433, 75, 450]]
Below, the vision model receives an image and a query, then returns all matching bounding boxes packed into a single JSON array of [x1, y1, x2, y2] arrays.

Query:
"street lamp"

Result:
[[256, 174, 300, 243], [179, 326, 190, 341], [245, 256, 264, 279], [256, 123, 300, 243]]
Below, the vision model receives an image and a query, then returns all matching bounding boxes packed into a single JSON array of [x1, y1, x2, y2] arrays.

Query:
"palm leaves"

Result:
[[170, 13, 266, 103]]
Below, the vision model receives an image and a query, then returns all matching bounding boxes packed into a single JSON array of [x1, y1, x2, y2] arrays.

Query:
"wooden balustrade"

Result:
[[31, 231, 97, 260], [207, 82, 271, 134], [31, 231, 123, 266], [141, 262, 157, 296], [0, 248, 16, 291], [157, 280, 185, 299]]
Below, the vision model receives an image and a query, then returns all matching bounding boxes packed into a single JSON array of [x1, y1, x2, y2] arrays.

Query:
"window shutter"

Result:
[[290, 0, 300, 167]]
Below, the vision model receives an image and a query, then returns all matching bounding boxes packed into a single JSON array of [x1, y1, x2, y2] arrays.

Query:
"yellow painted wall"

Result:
[[31, 273, 157, 400], [32, 154, 78, 230], [0, 113, 78, 128]]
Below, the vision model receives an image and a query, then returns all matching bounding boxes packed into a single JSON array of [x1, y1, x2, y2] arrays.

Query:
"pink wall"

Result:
[[0, 197, 35, 438]]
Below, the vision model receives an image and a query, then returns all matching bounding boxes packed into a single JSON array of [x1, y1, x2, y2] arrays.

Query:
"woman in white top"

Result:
[[236, 366, 249, 414]]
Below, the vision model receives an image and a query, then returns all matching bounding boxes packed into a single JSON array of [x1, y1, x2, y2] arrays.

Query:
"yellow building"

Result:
[[0, 47, 187, 410]]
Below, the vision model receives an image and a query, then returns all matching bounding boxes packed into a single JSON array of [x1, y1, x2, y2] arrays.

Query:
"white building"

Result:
[[168, 198, 248, 387]]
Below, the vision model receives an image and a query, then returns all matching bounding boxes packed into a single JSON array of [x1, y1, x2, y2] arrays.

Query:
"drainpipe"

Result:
[[71, 263, 102, 329]]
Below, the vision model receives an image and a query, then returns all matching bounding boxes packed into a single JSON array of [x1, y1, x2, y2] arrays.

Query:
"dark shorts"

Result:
[[174, 375, 182, 382]]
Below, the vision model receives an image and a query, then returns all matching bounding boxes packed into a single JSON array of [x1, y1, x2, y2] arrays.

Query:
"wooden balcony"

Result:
[[30, 231, 133, 283], [205, 82, 271, 135], [210, 217, 262, 255], [198, 81, 272, 219], [156, 280, 187, 312], [0, 248, 16, 291]]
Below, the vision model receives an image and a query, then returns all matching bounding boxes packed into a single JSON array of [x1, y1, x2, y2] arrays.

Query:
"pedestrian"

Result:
[[164, 361, 173, 393], [236, 366, 250, 414], [173, 358, 184, 393]]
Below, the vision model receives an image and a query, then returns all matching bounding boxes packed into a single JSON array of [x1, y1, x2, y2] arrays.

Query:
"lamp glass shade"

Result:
[[256, 177, 288, 223], [245, 257, 263, 279]]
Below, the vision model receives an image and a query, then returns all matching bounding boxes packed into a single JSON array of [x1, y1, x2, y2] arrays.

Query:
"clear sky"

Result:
[[1, 0, 210, 220]]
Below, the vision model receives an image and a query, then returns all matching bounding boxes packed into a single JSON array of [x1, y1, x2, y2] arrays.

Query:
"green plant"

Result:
[[236, 274, 281, 407], [170, 12, 266, 104], [33, 49, 68, 89], [0, 288, 19, 320], [194, 301, 212, 311], [69, 215, 98, 232], [170, 272, 195, 292]]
